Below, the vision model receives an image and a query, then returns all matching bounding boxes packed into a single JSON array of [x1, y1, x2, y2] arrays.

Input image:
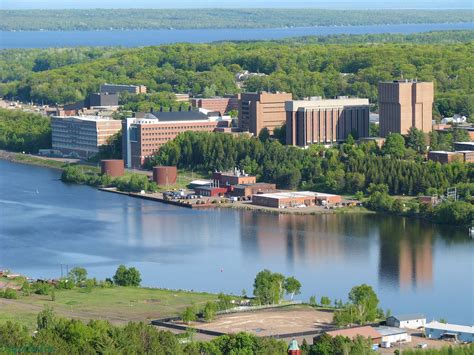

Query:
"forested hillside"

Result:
[[1, 38, 472, 118], [1, 9, 471, 31]]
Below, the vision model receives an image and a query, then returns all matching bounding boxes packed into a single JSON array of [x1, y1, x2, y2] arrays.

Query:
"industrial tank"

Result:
[[153, 166, 177, 185], [100, 160, 124, 177]]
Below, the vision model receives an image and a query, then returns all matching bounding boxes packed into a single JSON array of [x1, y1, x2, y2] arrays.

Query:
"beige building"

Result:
[[51, 116, 122, 158], [238, 92, 292, 135], [286, 97, 370, 146], [378, 80, 433, 137]]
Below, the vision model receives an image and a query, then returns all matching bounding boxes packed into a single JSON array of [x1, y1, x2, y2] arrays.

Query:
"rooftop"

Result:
[[255, 191, 339, 199], [375, 326, 408, 336], [391, 314, 425, 321], [326, 326, 381, 340], [52, 115, 115, 122], [454, 141, 474, 146], [425, 321, 474, 334]]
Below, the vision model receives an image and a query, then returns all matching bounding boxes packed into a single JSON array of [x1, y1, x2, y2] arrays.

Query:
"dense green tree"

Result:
[[202, 302, 217, 322], [283, 276, 302, 301], [253, 269, 286, 305], [181, 306, 197, 325], [406, 127, 427, 153], [382, 133, 406, 158], [68, 267, 87, 286], [112, 265, 142, 287]]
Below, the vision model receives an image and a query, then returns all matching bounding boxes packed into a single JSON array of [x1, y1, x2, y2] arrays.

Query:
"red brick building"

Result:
[[212, 169, 257, 186], [194, 186, 228, 197], [190, 95, 239, 115], [123, 109, 231, 168]]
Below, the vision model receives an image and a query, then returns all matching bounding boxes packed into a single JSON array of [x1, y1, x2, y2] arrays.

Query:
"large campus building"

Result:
[[285, 97, 370, 146], [238, 92, 292, 135], [51, 116, 122, 158], [190, 95, 239, 115], [100, 83, 147, 95], [122, 109, 232, 168], [378, 80, 433, 137]]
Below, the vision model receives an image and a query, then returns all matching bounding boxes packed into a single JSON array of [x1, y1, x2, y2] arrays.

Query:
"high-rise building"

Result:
[[122, 109, 231, 168], [238, 92, 292, 135], [51, 116, 122, 158], [285, 97, 370, 147], [378, 80, 433, 137]]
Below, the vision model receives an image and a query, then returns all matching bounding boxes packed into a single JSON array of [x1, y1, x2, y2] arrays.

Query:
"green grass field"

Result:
[[0, 285, 218, 331]]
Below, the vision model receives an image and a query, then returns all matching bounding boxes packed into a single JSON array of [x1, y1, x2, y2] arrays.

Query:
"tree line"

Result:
[[1, 40, 472, 119], [1, 9, 470, 31]]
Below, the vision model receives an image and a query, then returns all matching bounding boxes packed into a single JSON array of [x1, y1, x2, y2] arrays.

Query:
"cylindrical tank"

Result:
[[101, 160, 124, 177], [153, 166, 177, 185]]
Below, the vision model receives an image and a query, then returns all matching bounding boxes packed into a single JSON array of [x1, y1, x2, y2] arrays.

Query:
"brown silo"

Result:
[[101, 160, 125, 177], [153, 166, 177, 185]]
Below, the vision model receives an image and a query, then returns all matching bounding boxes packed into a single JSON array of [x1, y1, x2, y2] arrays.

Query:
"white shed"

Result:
[[376, 326, 411, 344], [386, 314, 426, 329]]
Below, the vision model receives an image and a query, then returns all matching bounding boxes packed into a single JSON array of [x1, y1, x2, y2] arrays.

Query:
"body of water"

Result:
[[0, 160, 473, 324], [0, 23, 473, 48]]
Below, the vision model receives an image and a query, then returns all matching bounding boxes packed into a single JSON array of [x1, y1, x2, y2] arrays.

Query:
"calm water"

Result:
[[0, 160, 473, 324], [1, 23, 473, 48]]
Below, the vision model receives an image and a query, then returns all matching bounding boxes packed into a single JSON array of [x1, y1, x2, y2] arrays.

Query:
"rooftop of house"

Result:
[[375, 326, 408, 337], [255, 191, 339, 199], [390, 314, 426, 321]]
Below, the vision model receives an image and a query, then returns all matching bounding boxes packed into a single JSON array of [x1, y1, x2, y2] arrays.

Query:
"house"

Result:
[[375, 326, 411, 346], [425, 321, 473, 343], [386, 314, 426, 329]]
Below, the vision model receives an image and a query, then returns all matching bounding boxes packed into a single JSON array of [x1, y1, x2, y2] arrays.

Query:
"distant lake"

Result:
[[0, 22, 473, 48], [1, 160, 473, 325]]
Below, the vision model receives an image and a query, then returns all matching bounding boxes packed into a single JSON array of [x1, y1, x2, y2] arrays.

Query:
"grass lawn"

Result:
[[0, 286, 218, 331]]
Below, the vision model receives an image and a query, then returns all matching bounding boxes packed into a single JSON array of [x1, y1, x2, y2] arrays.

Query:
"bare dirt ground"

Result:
[[188, 306, 333, 337]]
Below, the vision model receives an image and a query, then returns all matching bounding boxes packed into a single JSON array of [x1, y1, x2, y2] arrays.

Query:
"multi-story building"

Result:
[[238, 92, 292, 135], [378, 80, 433, 137], [285, 97, 370, 147], [100, 83, 147, 95], [51, 116, 122, 158], [123, 109, 231, 168], [190, 95, 239, 115], [212, 168, 256, 186]]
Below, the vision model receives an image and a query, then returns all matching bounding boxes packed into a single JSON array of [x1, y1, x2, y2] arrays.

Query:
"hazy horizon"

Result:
[[2, 0, 473, 10]]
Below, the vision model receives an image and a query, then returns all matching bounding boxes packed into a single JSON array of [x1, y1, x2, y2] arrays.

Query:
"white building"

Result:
[[386, 314, 426, 329], [425, 322, 473, 343], [375, 326, 411, 347]]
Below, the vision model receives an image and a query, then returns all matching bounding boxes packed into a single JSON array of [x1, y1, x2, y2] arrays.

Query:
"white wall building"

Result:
[[375, 326, 411, 346], [386, 314, 426, 329]]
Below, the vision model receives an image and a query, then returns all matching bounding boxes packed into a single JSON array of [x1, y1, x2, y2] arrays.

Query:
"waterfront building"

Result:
[[230, 183, 277, 197], [190, 95, 239, 114], [424, 322, 473, 343], [212, 168, 256, 186], [238, 92, 292, 135], [194, 186, 228, 197], [51, 115, 122, 158], [122, 109, 232, 168], [100, 83, 147, 95], [386, 314, 426, 329], [252, 191, 341, 209], [375, 326, 410, 345], [285, 97, 370, 147], [378, 80, 434, 137]]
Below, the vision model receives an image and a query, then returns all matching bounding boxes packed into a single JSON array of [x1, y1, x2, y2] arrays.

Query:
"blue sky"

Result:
[[2, 0, 473, 10]]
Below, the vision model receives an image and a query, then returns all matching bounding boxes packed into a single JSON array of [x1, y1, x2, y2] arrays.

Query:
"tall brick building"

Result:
[[285, 98, 370, 147], [51, 116, 122, 158], [238, 92, 292, 135], [378, 80, 433, 137], [122, 109, 231, 168], [190, 95, 239, 115]]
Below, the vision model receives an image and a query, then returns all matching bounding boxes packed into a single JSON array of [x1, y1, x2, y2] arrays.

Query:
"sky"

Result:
[[2, 0, 473, 10]]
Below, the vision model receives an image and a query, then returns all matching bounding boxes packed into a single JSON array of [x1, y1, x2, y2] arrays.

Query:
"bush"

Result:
[[34, 282, 50, 295], [2, 288, 18, 299], [113, 265, 141, 287]]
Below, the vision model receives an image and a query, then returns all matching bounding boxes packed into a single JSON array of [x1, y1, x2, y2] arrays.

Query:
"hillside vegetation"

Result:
[[1, 9, 472, 31], [1, 39, 473, 118]]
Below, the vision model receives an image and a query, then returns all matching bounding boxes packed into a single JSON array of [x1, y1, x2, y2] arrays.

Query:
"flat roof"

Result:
[[391, 314, 425, 321], [233, 182, 275, 188], [326, 326, 381, 340], [286, 98, 369, 111], [425, 322, 474, 334], [255, 191, 339, 199], [375, 326, 408, 336], [52, 115, 115, 122], [454, 141, 474, 146]]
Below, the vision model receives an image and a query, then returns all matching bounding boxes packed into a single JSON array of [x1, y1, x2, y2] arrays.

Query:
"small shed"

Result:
[[375, 326, 411, 344], [386, 314, 426, 329]]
